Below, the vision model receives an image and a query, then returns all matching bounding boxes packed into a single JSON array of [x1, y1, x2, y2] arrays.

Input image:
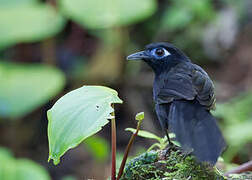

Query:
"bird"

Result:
[[127, 42, 226, 165]]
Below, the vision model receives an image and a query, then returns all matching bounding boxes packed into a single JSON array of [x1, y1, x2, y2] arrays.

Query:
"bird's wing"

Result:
[[191, 64, 216, 110], [155, 63, 197, 104], [156, 63, 216, 110]]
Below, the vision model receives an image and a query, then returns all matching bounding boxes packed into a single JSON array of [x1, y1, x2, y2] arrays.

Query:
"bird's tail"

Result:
[[169, 100, 226, 165]]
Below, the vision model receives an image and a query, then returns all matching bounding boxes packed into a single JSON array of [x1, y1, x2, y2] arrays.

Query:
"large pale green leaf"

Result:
[[0, 62, 65, 118], [0, 147, 50, 180], [59, 0, 157, 29], [0, 4, 66, 49], [47, 86, 123, 165]]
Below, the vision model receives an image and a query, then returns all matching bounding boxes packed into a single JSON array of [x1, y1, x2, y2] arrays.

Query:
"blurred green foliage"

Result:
[[161, 0, 214, 31], [0, 147, 50, 180], [0, 62, 65, 118], [59, 0, 157, 29], [83, 135, 109, 163], [0, 0, 251, 178], [61, 175, 77, 180], [214, 92, 252, 162], [47, 86, 122, 165], [156, 0, 217, 60], [0, 0, 65, 49], [0, 0, 38, 6]]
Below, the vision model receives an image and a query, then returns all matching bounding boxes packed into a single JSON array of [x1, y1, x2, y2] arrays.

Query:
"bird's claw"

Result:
[[164, 142, 179, 156]]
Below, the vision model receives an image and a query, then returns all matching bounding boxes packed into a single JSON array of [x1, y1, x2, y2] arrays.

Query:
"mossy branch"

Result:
[[120, 146, 251, 180]]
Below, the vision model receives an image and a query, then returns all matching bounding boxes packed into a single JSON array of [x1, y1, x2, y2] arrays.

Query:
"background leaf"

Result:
[[213, 92, 252, 161], [0, 147, 50, 180], [214, 92, 252, 124], [0, 4, 65, 49], [0, 0, 39, 7], [47, 86, 123, 165], [59, 0, 157, 29], [83, 135, 109, 162], [161, 0, 214, 31], [16, 159, 50, 180], [0, 62, 65, 118]]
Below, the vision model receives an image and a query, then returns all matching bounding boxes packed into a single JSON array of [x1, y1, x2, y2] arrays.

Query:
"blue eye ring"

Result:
[[151, 47, 171, 58]]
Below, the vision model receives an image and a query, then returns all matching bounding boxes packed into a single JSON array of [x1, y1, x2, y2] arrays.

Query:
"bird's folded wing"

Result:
[[156, 63, 197, 104], [191, 64, 216, 110], [156, 63, 216, 110]]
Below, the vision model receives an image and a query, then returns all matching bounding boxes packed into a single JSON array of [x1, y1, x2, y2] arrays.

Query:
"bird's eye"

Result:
[[155, 48, 165, 56], [151, 47, 171, 58]]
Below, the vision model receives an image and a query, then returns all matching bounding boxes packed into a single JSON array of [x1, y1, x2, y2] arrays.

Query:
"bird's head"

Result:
[[127, 42, 190, 74]]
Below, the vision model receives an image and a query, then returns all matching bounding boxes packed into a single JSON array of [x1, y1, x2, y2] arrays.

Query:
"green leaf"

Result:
[[83, 135, 109, 162], [0, 4, 66, 49], [59, 0, 157, 29], [0, 147, 13, 161], [161, 7, 192, 30], [161, 0, 214, 31], [16, 159, 50, 180], [147, 143, 162, 151], [171, 140, 181, 147], [222, 121, 252, 162], [213, 92, 252, 162], [125, 128, 161, 141], [47, 86, 123, 165], [62, 175, 77, 180], [135, 112, 144, 121], [0, 62, 65, 118], [0, 147, 50, 180], [0, 0, 39, 7], [225, 121, 252, 146], [213, 92, 252, 124]]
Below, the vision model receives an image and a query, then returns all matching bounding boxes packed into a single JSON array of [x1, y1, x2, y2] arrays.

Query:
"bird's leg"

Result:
[[165, 130, 172, 145], [164, 124, 174, 146], [164, 129, 177, 156]]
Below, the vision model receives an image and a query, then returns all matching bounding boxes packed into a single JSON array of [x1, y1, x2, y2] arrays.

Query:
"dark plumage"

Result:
[[127, 42, 226, 165]]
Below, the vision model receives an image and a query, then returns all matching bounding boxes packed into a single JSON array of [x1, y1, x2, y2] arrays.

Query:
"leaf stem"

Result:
[[111, 104, 116, 180], [116, 118, 142, 180]]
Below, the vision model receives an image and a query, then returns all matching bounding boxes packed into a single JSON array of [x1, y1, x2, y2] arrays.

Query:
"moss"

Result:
[[122, 151, 159, 180], [120, 146, 225, 180], [227, 172, 252, 180]]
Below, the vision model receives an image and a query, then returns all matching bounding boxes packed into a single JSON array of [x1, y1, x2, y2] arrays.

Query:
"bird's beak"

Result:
[[127, 51, 149, 60]]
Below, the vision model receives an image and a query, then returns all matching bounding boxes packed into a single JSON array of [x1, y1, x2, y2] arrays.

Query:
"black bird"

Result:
[[127, 42, 226, 165]]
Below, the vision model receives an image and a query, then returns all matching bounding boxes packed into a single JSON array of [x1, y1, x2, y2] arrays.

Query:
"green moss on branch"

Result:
[[120, 146, 224, 180]]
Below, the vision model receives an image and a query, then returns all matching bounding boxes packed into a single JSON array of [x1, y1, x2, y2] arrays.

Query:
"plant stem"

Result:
[[111, 104, 116, 180], [224, 160, 252, 176], [116, 119, 142, 180]]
